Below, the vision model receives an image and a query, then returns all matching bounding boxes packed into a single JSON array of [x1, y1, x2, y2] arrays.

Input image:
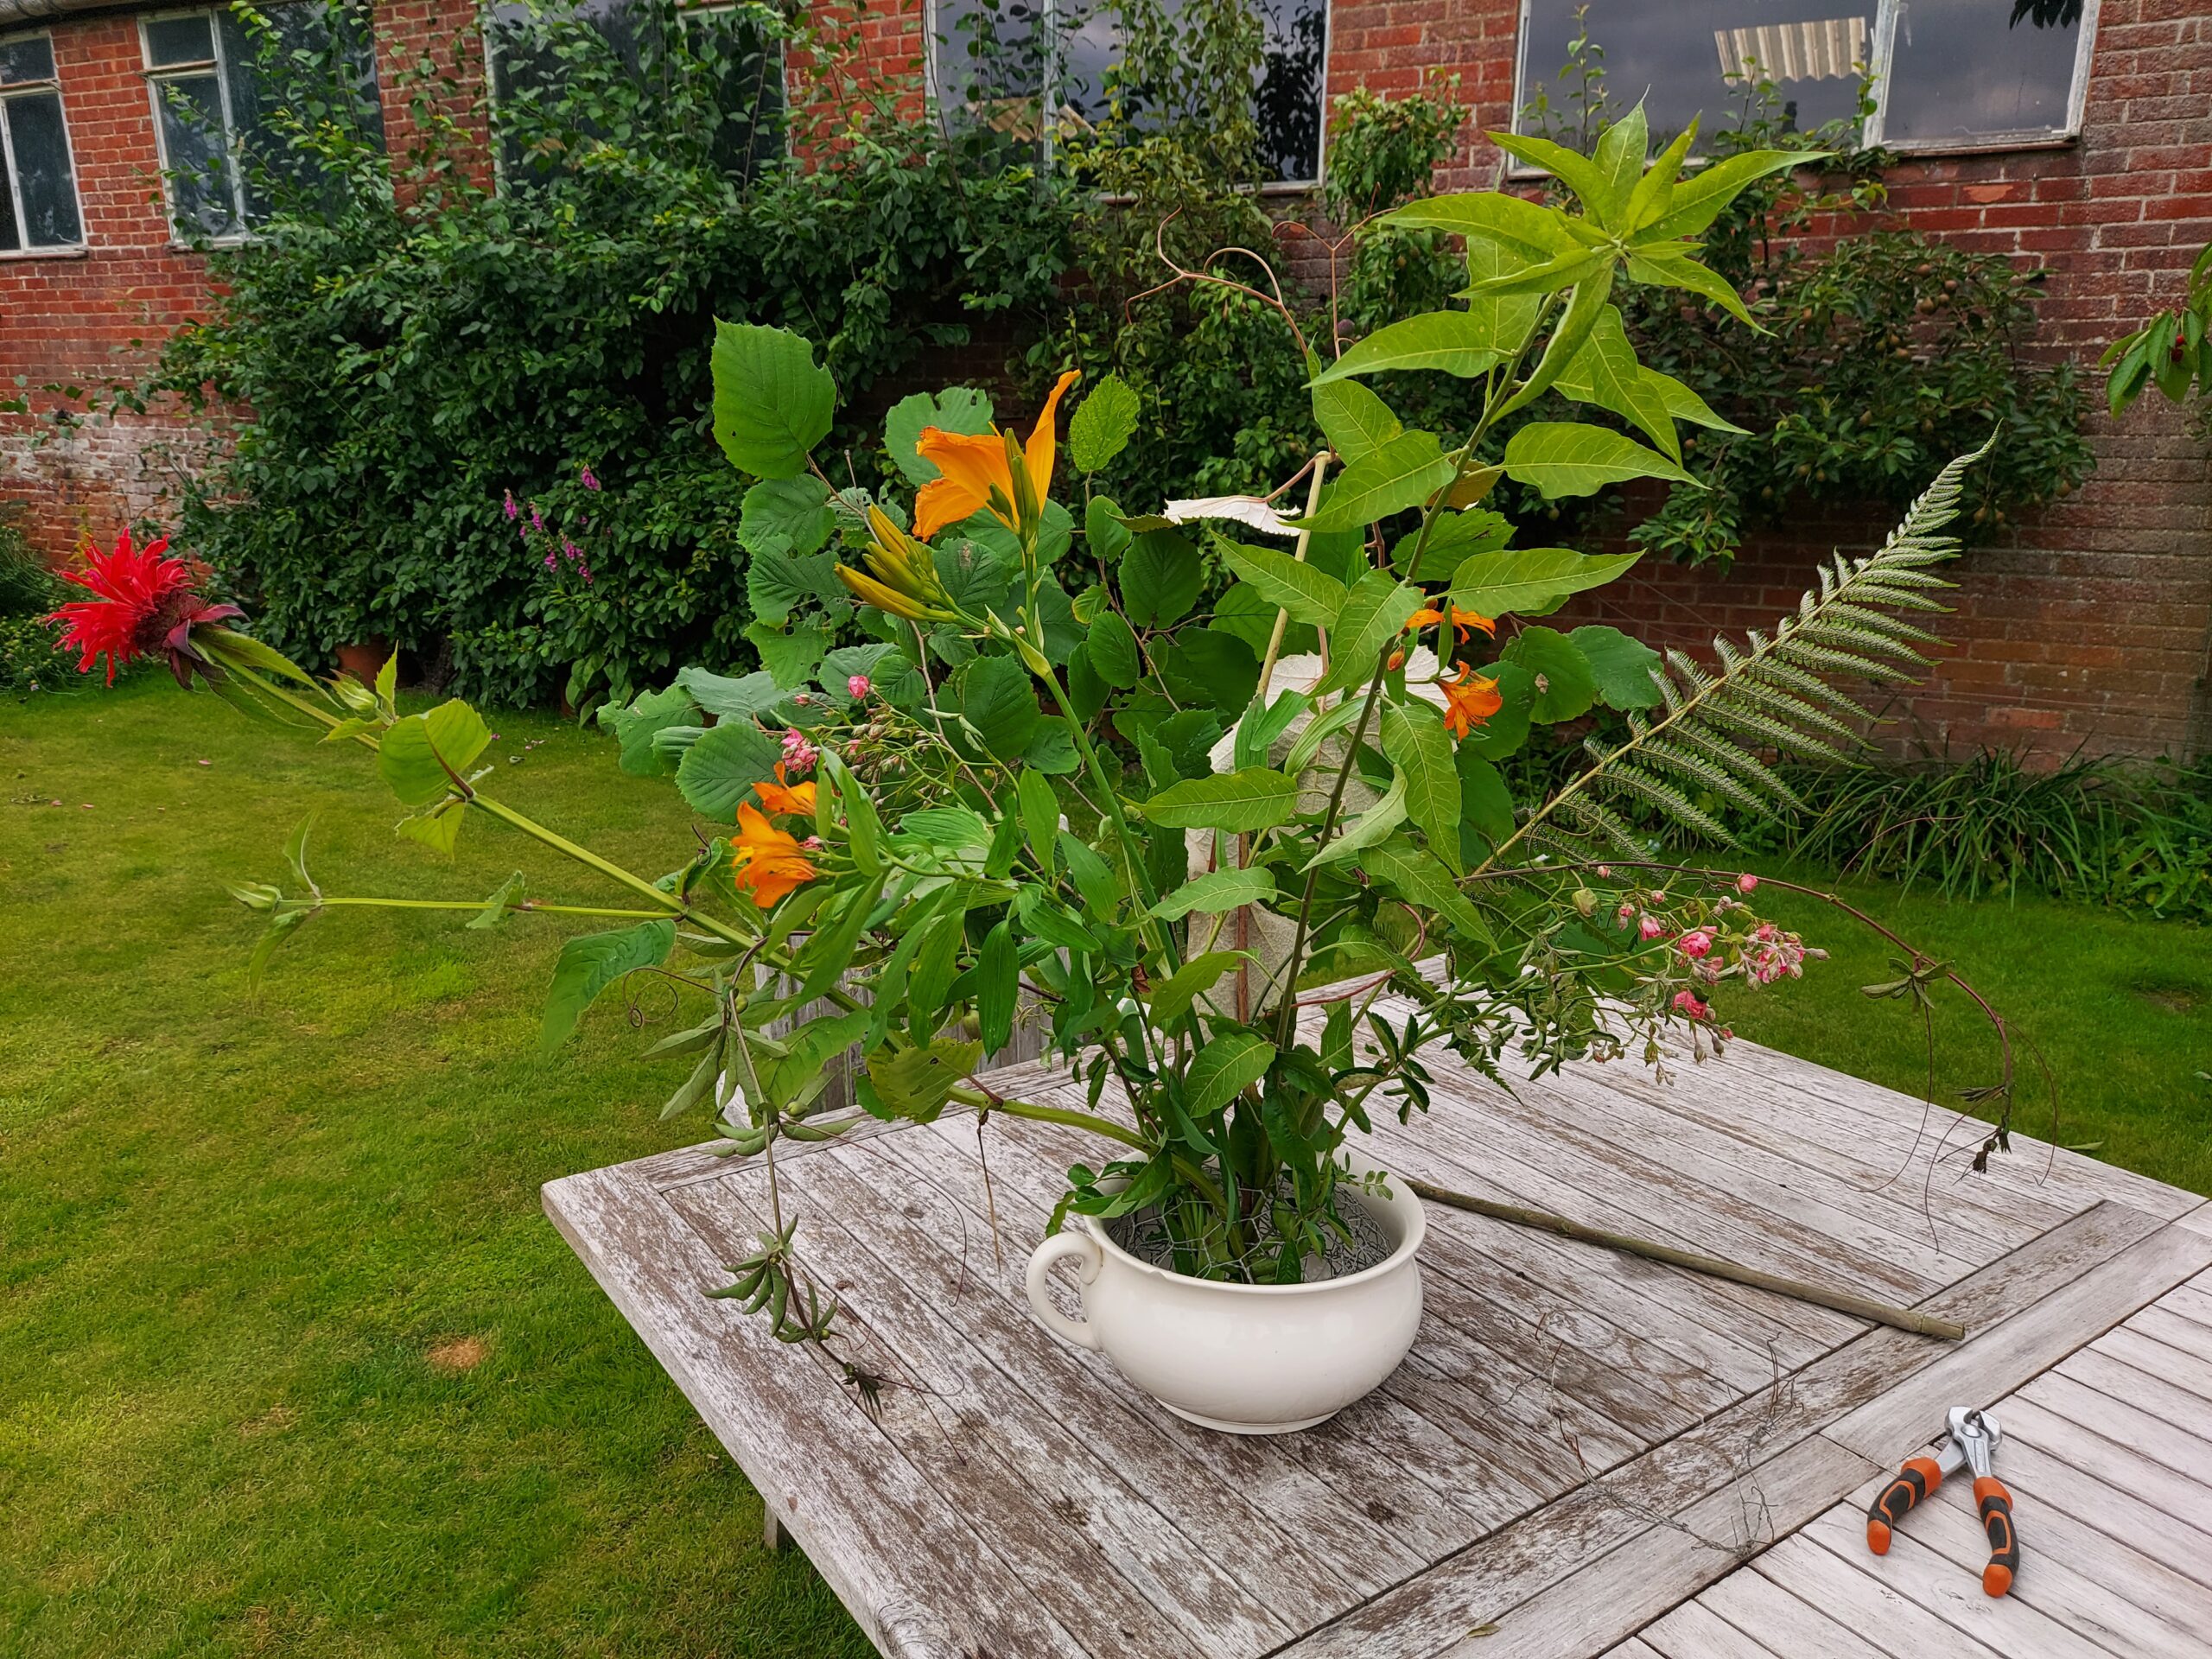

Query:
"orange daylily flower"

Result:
[[1441, 664, 1504, 740], [1406, 602, 1497, 643], [752, 763, 817, 818], [729, 803, 817, 907], [912, 370, 1081, 542]]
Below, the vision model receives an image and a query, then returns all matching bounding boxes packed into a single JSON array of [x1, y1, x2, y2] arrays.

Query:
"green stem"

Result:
[[314, 896, 675, 918], [955, 1088, 1148, 1150]]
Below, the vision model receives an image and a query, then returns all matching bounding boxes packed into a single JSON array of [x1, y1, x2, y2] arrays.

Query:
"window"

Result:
[[1514, 0, 2097, 155], [928, 0, 1329, 184], [483, 0, 785, 190], [0, 33, 83, 253], [140, 3, 384, 240]]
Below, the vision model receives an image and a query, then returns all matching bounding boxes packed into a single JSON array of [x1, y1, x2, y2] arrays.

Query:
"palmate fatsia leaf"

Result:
[[1501, 443, 1991, 858]]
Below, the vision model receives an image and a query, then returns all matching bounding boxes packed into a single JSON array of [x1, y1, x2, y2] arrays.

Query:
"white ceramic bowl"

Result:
[[1023, 1151, 1426, 1433]]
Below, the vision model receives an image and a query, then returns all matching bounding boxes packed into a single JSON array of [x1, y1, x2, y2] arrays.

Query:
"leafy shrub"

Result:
[[0, 510, 74, 694]]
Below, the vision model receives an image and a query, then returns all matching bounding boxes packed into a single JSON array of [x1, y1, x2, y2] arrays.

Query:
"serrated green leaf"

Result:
[[605, 684, 700, 777], [1569, 624, 1665, 709], [1085, 494, 1134, 563], [1121, 528, 1204, 627], [378, 699, 492, 806], [1141, 768, 1300, 832], [1311, 312, 1505, 385], [711, 321, 835, 479], [1185, 1029, 1275, 1116], [957, 655, 1042, 760], [1312, 377, 1402, 467], [675, 666, 785, 720], [1149, 866, 1276, 920], [1382, 699, 1464, 874], [866, 1039, 982, 1122], [744, 620, 830, 690], [1085, 607, 1142, 687], [674, 721, 782, 821], [1217, 538, 1348, 627], [1067, 373, 1139, 474], [1301, 431, 1455, 534], [738, 476, 833, 557], [885, 387, 993, 486], [540, 919, 677, 1056], [1502, 422, 1695, 499], [1503, 626, 1599, 721]]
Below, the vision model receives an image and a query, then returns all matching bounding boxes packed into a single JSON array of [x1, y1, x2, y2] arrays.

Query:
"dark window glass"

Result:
[[0, 33, 56, 83], [0, 151, 18, 250], [152, 68, 237, 235], [1520, 1, 1869, 149], [143, 13, 218, 67], [1881, 0, 2081, 143], [931, 0, 1327, 182], [5, 90, 82, 245]]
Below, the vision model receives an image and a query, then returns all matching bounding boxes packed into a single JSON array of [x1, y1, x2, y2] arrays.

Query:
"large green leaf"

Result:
[[1068, 373, 1140, 474], [378, 699, 492, 806], [674, 721, 782, 820], [1147, 950, 1247, 1026], [1156, 628, 1259, 712], [1380, 192, 1577, 263], [746, 548, 841, 625], [540, 919, 677, 1055], [1121, 527, 1204, 627], [1502, 422, 1694, 499], [1460, 239, 1542, 356], [1497, 264, 1615, 416], [957, 655, 1042, 760], [1503, 626, 1599, 721], [745, 620, 831, 690], [1554, 306, 1680, 460], [1624, 245, 1759, 332], [1185, 1029, 1275, 1117], [1459, 661, 1537, 761], [1310, 313, 1505, 385], [1303, 766, 1405, 871], [1141, 768, 1300, 832], [865, 1039, 982, 1123], [603, 683, 699, 778], [1311, 378, 1402, 467], [711, 321, 834, 480], [1448, 546, 1641, 619], [1359, 839, 1490, 943], [1217, 539, 1347, 626], [1149, 866, 1276, 920], [1085, 608, 1142, 688], [1382, 699, 1464, 875], [676, 666, 785, 720], [1456, 747, 1515, 844], [1488, 132, 1618, 223], [1085, 494, 1134, 563], [1303, 431, 1455, 534], [1313, 570, 1423, 697], [738, 476, 834, 556], [1586, 105, 1649, 226], [1637, 148, 1825, 244], [885, 387, 993, 486], [1569, 624, 1665, 709]]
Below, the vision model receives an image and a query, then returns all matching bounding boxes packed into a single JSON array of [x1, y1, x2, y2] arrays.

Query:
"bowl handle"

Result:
[[1024, 1231, 1103, 1351]]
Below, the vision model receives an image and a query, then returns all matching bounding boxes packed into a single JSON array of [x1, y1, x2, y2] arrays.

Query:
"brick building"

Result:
[[1, 0, 2206, 755]]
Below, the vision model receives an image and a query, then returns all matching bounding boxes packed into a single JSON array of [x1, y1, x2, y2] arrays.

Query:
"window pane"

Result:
[[1882, 0, 2081, 143], [0, 34, 56, 85], [1255, 0, 1324, 181], [216, 3, 386, 223], [1519, 1, 1870, 149], [155, 71, 239, 235], [5, 91, 81, 245], [0, 146, 19, 251], [144, 13, 218, 67], [685, 7, 785, 182], [934, 0, 1052, 128]]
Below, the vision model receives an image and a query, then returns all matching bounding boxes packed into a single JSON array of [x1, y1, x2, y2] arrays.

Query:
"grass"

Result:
[[3, 677, 2208, 1657]]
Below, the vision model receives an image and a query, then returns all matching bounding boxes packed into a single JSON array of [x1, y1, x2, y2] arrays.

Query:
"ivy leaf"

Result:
[[1217, 538, 1348, 627], [711, 321, 835, 480], [1448, 545, 1641, 619], [885, 387, 993, 486], [1313, 570, 1422, 698], [378, 699, 492, 806], [1503, 626, 1599, 722], [1569, 625, 1665, 710], [1140, 768, 1300, 832], [1312, 377, 1402, 467], [674, 721, 782, 821], [1185, 1029, 1276, 1117], [1068, 372, 1140, 474], [1502, 422, 1695, 499], [1149, 866, 1276, 920], [1382, 699, 1464, 875], [738, 476, 834, 556], [1301, 430, 1455, 533], [540, 919, 677, 1056], [1310, 312, 1505, 385]]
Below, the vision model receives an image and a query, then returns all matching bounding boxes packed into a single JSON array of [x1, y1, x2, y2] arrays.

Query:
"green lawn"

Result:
[[3, 677, 2207, 1658]]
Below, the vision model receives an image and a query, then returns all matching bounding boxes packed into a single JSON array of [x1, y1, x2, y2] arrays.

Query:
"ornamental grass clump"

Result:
[[62, 105, 2017, 1361]]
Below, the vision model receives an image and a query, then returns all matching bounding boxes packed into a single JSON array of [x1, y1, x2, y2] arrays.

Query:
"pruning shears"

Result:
[[1866, 1405, 2019, 1596]]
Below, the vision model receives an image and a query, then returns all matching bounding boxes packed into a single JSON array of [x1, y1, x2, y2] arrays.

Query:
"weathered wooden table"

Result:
[[545, 1005, 2212, 1659]]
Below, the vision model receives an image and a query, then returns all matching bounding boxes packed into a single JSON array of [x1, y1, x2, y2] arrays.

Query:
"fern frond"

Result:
[[1557, 797, 1643, 855], [1478, 442, 1993, 868]]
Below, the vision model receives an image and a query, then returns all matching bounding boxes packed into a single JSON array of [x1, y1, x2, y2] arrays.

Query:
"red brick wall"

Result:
[[5, 0, 2207, 754]]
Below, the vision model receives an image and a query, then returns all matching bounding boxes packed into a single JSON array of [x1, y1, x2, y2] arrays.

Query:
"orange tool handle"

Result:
[[1866, 1456, 1944, 1554], [1975, 1476, 2018, 1596]]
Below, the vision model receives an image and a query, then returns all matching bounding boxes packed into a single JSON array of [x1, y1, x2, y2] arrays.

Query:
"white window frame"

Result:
[[1510, 0, 2102, 160], [920, 0, 1332, 191], [0, 29, 88, 257], [479, 0, 794, 196], [138, 6, 254, 245]]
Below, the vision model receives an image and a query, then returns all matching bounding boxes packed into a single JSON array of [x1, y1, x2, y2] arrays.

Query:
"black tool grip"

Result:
[[1866, 1456, 1944, 1554], [1974, 1477, 2018, 1596]]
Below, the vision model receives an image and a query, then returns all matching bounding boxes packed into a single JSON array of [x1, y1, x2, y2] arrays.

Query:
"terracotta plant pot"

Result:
[[334, 638, 393, 685], [1023, 1149, 1426, 1433]]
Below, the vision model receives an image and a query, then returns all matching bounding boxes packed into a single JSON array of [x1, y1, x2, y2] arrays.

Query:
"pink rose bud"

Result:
[[848, 674, 871, 699], [1672, 989, 1713, 1020], [1638, 913, 1667, 941], [1595, 864, 1611, 878], [1616, 904, 1635, 925], [780, 729, 818, 772], [1737, 873, 1758, 893], [1677, 928, 1714, 959]]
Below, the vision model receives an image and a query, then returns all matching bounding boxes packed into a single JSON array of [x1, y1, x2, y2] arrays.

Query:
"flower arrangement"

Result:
[[62, 110, 2014, 1402]]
